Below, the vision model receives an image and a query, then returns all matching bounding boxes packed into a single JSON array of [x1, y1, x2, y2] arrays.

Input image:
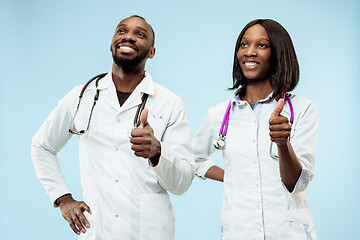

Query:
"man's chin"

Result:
[[112, 48, 149, 71], [114, 59, 142, 71]]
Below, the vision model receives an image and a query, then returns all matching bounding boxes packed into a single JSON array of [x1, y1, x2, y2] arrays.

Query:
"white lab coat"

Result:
[[193, 90, 317, 240], [31, 72, 195, 240]]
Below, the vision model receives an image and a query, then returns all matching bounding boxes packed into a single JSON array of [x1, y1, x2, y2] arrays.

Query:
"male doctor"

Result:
[[31, 15, 194, 240]]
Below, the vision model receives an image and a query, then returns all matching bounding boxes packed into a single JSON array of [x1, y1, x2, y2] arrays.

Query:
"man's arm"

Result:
[[130, 98, 195, 195], [31, 86, 91, 235]]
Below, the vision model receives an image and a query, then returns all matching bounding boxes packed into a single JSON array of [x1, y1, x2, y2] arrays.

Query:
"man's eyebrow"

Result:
[[136, 26, 149, 33], [116, 24, 149, 33], [116, 23, 126, 28]]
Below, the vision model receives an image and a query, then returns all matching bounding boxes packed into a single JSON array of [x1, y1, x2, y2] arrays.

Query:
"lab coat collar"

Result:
[[97, 70, 156, 112], [96, 70, 155, 96]]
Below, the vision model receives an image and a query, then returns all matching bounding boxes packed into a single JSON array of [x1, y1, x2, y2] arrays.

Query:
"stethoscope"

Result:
[[69, 73, 148, 135], [213, 93, 294, 160]]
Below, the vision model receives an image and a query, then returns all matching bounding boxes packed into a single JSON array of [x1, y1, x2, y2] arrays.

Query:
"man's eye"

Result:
[[117, 29, 125, 34], [136, 32, 145, 38]]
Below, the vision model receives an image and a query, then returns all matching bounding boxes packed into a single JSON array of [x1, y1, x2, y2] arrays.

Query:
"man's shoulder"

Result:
[[152, 82, 181, 102]]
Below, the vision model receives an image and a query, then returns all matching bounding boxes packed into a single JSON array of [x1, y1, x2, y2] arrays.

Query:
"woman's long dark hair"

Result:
[[232, 19, 299, 99]]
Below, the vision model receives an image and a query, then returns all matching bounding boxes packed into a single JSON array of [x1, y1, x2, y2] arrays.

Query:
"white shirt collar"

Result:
[[231, 88, 274, 106]]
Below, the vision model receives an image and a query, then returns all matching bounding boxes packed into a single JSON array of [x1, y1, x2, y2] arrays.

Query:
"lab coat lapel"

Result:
[[97, 73, 121, 112], [119, 72, 155, 112]]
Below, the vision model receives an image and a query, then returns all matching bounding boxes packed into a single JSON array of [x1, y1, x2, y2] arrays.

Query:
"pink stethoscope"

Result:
[[213, 93, 294, 160]]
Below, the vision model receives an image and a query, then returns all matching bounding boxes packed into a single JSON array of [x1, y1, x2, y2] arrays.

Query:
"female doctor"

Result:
[[193, 19, 318, 239]]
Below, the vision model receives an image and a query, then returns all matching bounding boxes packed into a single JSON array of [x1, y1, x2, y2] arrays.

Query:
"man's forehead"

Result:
[[116, 17, 151, 31]]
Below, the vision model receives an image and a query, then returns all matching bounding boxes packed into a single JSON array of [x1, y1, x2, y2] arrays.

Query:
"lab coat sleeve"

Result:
[[286, 100, 318, 194], [192, 109, 217, 180], [31, 87, 80, 206], [151, 98, 195, 195]]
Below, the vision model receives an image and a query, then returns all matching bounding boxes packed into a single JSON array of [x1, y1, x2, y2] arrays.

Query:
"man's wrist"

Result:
[[149, 152, 160, 166], [55, 193, 72, 206], [149, 141, 161, 166]]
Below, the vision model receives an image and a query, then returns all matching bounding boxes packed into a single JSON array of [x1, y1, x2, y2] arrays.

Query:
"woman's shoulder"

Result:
[[288, 94, 317, 118], [289, 94, 316, 108], [208, 99, 232, 116]]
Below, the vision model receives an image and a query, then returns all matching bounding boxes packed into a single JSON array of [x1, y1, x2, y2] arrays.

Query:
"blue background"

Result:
[[1, 0, 359, 239]]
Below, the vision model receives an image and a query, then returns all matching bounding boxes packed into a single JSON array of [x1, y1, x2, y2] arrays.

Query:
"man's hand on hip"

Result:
[[57, 194, 92, 235]]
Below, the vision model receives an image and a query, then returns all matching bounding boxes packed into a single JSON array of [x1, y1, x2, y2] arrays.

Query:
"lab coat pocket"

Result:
[[286, 209, 316, 240], [220, 224, 233, 240], [149, 118, 166, 141], [139, 193, 174, 240]]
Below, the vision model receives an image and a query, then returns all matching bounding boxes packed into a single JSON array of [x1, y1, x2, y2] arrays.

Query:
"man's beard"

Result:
[[112, 47, 150, 72]]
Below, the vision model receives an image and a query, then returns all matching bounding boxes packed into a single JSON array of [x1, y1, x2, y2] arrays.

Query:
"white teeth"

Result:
[[244, 62, 257, 67], [120, 46, 135, 51]]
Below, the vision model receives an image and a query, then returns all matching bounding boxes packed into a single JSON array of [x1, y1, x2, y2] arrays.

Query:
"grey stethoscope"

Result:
[[68, 73, 148, 135], [213, 93, 294, 160]]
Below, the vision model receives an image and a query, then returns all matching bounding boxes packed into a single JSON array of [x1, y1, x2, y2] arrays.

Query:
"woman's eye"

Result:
[[240, 42, 247, 47], [258, 43, 266, 48]]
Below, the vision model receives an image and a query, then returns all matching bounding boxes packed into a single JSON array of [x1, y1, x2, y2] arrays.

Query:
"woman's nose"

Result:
[[244, 45, 257, 57]]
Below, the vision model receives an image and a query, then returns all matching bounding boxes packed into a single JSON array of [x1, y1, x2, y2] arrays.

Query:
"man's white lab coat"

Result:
[[31, 72, 194, 240]]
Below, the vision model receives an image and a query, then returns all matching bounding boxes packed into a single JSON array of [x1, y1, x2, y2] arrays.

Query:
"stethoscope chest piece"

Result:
[[213, 135, 226, 150]]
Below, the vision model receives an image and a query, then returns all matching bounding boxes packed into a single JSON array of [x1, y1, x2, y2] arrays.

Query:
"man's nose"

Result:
[[121, 33, 136, 42]]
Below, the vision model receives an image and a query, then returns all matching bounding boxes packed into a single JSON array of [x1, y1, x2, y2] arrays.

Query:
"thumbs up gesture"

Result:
[[269, 99, 291, 145], [130, 108, 161, 163]]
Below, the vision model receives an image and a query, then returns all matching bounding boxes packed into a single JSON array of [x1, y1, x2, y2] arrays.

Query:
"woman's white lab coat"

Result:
[[193, 91, 317, 240]]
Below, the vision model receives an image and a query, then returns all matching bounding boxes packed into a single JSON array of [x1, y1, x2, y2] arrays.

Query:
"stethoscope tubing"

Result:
[[214, 93, 294, 151], [69, 73, 148, 135], [218, 101, 232, 137]]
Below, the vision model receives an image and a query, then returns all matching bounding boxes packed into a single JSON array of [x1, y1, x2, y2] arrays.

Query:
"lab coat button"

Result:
[[115, 148, 119, 151], [257, 205, 260, 209], [252, 140, 255, 143], [258, 228, 262, 232], [253, 161, 256, 164], [115, 179, 119, 183], [115, 214, 119, 218]]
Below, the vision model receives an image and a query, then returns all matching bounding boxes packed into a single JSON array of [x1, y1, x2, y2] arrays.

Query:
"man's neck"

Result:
[[111, 63, 146, 92], [242, 78, 273, 104]]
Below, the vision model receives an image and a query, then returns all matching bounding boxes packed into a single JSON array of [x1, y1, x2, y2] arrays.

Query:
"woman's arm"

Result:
[[269, 98, 318, 193], [269, 99, 301, 192], [205, 165, 224, 182], [276, 141, 302, 192]]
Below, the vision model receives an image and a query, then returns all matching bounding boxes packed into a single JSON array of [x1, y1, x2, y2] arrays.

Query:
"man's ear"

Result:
[[147, 47, 156, 59]]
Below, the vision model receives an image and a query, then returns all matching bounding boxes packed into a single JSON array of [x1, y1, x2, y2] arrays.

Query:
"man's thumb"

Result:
[[270, 98, 284, 118], [140, 108, 149, 128]]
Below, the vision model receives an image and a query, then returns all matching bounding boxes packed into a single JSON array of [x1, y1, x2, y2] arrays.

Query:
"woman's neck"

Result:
[[241, 78, 273, 104]]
